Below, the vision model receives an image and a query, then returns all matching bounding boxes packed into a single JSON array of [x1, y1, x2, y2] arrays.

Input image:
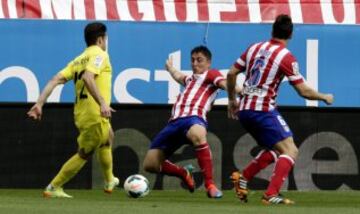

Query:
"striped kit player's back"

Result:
[[234, 39, 304, 112], [170, 69, 225, 121]]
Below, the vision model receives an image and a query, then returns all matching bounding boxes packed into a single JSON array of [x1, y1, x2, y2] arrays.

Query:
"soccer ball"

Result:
[[123, 174, 150, 198]]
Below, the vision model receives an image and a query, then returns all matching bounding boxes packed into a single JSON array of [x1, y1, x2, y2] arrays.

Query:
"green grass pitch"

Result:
[[0, 189, 359, 214]]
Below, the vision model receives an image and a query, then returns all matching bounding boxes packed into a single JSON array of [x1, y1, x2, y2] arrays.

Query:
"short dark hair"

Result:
[[191, 45, 212, 60], [272, 14, 293, 40], [84, 22, 107, 46]]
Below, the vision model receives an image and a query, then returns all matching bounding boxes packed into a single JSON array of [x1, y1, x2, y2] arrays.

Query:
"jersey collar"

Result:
[[86, 45, 103, 52], [193, 70, 208, 79], [269, 39, 286, 47]]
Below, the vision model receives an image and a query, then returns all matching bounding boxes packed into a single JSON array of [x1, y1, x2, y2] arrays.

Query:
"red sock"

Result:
[[243, 150, 277, 181], [195, 143, 214, 189], [265, 155, 294, 197], [160, 160, 187, 178]]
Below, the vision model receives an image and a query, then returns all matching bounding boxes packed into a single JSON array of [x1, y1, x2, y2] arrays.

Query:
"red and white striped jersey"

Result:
[[170, 69, 225, 121], [234, 39, 304, 112]]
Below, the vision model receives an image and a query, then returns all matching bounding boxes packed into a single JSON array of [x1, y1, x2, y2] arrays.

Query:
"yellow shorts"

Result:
[[77, 121, 111, 154]]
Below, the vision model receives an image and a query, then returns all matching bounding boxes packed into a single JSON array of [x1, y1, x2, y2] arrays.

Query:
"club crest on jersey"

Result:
[[94, 55, 104, 68], [292, 62, 300, 75]]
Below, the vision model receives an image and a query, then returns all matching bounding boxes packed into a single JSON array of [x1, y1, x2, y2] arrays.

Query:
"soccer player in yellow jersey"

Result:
[[27, 22, 119, 198]]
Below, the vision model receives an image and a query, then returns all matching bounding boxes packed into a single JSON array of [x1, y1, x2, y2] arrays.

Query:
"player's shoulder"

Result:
[[281, 48, 296, 62], [208, 69, 221, 74], [207, 69, 223, 77], [86, 46, 108, 58], [279, 45, 292, 54], [206, 69, 225, 82], [248, 41, 265, 50], [270, 40, 292, 56], [250, 41, 262, 48]]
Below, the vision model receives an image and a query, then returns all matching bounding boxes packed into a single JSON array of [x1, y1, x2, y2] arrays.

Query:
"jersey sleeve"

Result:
[[233, 47, 249, 72], [208, 69, 225, 88], [59, 62, 74, 81], [280, 53, 304, 85], [86, 52, 107, 75]]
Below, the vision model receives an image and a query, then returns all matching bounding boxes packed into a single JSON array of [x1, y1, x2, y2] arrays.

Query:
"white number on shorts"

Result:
[[277, 115, 287, 126], [277, 115, 290, 132]]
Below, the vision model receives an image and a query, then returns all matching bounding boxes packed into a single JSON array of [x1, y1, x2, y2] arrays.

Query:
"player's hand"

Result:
[[323, 94, 334, 105], [228, 99, 239, 120], [27, 103, 43, 121], [101, 104, 116, 118], [165, 58, 174, 72]]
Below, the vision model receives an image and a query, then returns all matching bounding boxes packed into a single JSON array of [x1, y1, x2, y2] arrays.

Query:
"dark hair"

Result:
[[191, 45, 212, 60], [272, 14, 293, 40], [84, 22, 107, 47]]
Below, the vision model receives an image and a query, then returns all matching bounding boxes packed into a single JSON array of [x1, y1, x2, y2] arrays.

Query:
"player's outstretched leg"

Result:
[[43, 153, 87, 198], [161, 160, 195, 193]]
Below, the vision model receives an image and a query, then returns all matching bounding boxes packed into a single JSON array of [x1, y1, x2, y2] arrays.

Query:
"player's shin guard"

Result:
[[243, 149, 277, 181], [97, 145, 114, 183], [264, 155, 294, 197], [195, 143, 214, 188], [50, 154, 87, 188]]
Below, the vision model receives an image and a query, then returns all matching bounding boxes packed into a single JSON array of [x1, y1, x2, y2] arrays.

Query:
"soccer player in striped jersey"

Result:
[[143, 46, 239, 198], [227, 14, 333, 204], [27, 22, 119, 198]]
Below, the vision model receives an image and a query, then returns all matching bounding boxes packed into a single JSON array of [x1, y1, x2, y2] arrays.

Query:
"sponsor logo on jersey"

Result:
[[292, 62, 300, 75], [94, 55, 104, 68]]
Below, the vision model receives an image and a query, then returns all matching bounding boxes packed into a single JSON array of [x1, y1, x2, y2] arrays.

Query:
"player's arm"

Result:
[[165, 57, 187, 86], [281, 54, 333, 105], [227, 48, 247, 96], [27, 73, 68, 120], [82, 71, 115, 118], [217, 79, 243, 94], [227, 65, 243, 119], [293, 82, 333, 105]]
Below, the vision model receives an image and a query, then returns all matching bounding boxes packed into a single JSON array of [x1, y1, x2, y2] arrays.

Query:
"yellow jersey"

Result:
[[60, 45, 112, 128]]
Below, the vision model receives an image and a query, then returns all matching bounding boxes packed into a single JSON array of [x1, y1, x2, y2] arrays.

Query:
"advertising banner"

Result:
[[1, 20, 359, 107], [1, 0, 360, 24], [0, 104, 359, 190]]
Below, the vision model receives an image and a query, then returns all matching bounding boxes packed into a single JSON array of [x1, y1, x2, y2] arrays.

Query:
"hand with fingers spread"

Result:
[[164, 55, 187, 85]]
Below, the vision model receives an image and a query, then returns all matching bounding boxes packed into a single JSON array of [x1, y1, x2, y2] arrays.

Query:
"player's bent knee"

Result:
[[287, 141, 299, 160], [187, 133, 207, 146], [143, 156, 161, 173], [281, 147, 298, 160], [187, 125, 207, 145], [192, 139, 207, 147]]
